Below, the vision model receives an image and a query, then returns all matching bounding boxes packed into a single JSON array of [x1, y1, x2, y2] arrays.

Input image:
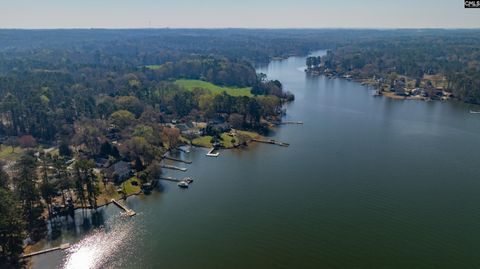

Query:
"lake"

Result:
[[32, 51, 480, 269]]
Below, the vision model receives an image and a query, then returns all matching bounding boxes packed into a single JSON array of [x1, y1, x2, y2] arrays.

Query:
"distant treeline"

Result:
[[0, 29, 318, 142], [2, 29, 480, 143]]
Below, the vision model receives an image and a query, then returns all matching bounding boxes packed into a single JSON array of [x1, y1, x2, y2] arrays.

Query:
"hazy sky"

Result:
[[1, 0, 479, 29]]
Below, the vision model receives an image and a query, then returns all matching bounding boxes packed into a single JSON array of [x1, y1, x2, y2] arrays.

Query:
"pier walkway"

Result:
[[111, 199, 136, 216], [206, 148, 219, 157], [21, 243, 70, 259], [252, 138, 290, 147], [278, 121, 303, 125], [161, 164, 187, 172], [159, 176, 193, 184], [162, 154, 192, 164]]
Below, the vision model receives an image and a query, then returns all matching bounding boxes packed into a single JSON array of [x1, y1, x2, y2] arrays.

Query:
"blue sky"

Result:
[[1, 0, 479, 28]]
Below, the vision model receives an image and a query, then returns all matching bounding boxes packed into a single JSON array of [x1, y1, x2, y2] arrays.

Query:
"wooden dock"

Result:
[[111, 199, 136, 217], [162, 155, 192, 164], [206, 148, 219, 157], [161, 164, 187, 172], [178, 146, 191, 153], [21, 243, 71, 259], [279, 121, 303, 125], [159, 176, 182, 182], [159, 176, 193, 184], [252, 138, 290, 147]]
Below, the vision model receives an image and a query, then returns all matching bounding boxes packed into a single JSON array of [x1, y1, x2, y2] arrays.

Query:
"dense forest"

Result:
[[306, 30, 480, 103], [1, 29, 480, 267]]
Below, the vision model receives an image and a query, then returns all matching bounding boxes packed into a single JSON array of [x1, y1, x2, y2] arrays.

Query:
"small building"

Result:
[[95, 158, 110, 168], [411, 88, 422, 96], [393, 80, 406, 96], [394, 86, 406, 96]]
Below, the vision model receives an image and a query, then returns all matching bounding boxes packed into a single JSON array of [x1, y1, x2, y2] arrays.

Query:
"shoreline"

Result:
[[306, 70, 456, 102], [23, 129, 278, 258], [23, 190, 144, 257]]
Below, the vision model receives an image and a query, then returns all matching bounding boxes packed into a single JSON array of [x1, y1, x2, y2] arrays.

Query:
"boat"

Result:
[[372, 90, 383, 97], [141, 182, 154, 194], [469, 110, 480, 114], [177, 181, 189, 188], [183, 177, 194, 184]]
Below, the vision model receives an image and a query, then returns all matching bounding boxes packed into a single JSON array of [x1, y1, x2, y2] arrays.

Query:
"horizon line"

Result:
[[1, 27, 480, 31]]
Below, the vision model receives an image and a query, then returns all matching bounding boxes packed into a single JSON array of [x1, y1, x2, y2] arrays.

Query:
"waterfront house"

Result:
[[392, 79, 406, 96], [106, 161, 133, 183], [176, 122, 201, 136], [210, 122, 231, 133]]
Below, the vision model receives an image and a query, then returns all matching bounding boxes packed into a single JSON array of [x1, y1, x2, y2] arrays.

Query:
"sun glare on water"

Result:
[[62, 217, 136, 269]]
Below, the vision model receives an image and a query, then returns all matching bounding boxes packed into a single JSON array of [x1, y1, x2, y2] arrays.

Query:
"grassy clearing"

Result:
[[175, 79, 252, 97], [233, 130, 262, 145], [236, 130, 261, 139], [0, 146, 24, 161], [192, 136, 213, 148], [122, 177, 142, 196], [221, 133, 235, 148], [191, 131, 261, 149]]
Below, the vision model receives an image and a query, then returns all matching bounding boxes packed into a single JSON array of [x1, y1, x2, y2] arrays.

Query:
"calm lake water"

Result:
[[32, 51, 480, 269]]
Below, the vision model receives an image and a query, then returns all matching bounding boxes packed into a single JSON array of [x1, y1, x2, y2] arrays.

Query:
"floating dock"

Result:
[[206, 148, 220, 157], [111, 199, 136, 217], [161, 164, 188, 172], [21, 243, 71, 259], [252, 138, 290, 147]]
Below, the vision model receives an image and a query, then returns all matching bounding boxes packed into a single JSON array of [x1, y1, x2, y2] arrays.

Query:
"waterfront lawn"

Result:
[[96, 182, 121, 206], [221, 133, 235, 148], [122, 177, 142, 196], [192, 136, 213, 148], [236, 130, 261, 139], [174, 79, 252, 97]]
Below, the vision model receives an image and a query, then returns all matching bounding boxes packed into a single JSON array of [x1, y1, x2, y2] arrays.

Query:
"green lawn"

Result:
[[122, 177, 142, 196], [192, 136, 213, 148], [175, 79, 252, 97], [221, 133, 236, 148], [0, 146, 24, 161]]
